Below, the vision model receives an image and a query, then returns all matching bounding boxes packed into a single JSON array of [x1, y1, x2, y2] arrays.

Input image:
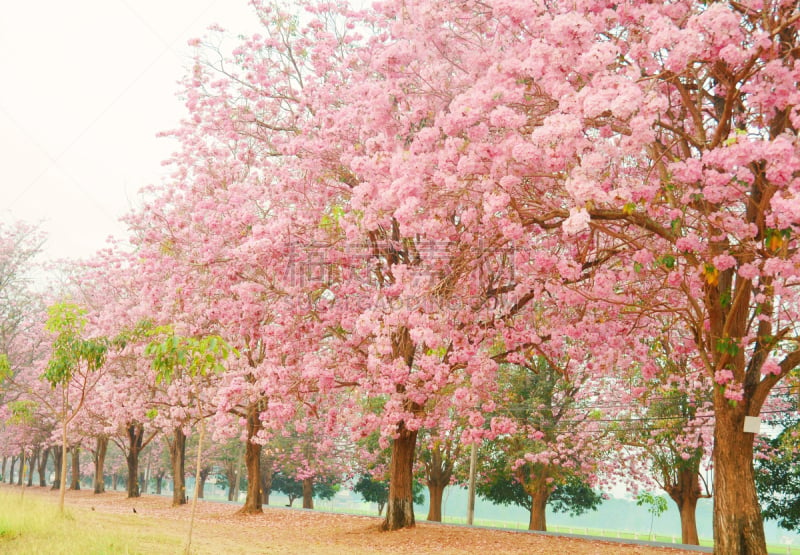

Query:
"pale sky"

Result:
[[0, 0, 260, 262]]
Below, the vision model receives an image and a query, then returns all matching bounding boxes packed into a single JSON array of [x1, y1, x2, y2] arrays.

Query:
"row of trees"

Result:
[[2, 1, 799, 553]]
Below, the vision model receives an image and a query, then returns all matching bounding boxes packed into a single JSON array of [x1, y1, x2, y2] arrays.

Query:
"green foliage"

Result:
[[0, 354, 10, 383], [314, 477, 341, 501], [44, 302, 87, 336], [636, 490, 668, 538], [319, 204, 345, 231], [715, 337, 740, 357], [144, 331, 236, 384], [477, 359, 603, 517], [351, 474, 424, 508], [110, 319, 154, 350], [7, 400, 36, 425], [657, 254, 676, 270], [476, 456, 603, 516], [635, 491, 668, 518], [548, 476, 606, 517], [755, 418, 800, 531], [352, 475, 388, 506], [271, 472, 342, 503], [43, 302, 107, 388]]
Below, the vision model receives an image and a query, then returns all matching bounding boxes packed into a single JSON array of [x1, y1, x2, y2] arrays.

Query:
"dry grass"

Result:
[[0, 484, 704, 554]]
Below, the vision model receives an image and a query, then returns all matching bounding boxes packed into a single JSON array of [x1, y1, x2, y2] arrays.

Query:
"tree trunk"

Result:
[[665, 466, 702, 545], [426, 481, 446, 522], [260, 454, 273, 507], [198, 467, 210, 499], [302, 477, 314, 509], [169, 427, 187, 506], [142, 448, 152, 494], [713, 406, 767, 555], [94, 436, 108, 494], [126, 423, 144, 498], [58, 415, 68, 512], [1, 456, 6, 482], [51, 449, 63, 490], [225, 458, 238, 501], [528, 483, 549, 531], [679, 493, 700, 546], [382, 423, 418, 531], [27, 449, 38, 487], [240, 406, 264, 514], [232, 442, 244, 503], [70, 446, 80, 490], [112, 473, 118, 490], [8, 456, 16, 484], [424, 443, 452, 522], [155, 471, 164, 495], [17, 453, 24, 485], [38, 448, 49, 486]]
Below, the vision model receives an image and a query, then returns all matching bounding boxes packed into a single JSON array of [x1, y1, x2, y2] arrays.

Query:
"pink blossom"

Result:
[[760, 359, 781, 376], [714, 369, 734, 385], [712, 254, 736, 271], [737, 263, 760, 280], [562, 207, 591, 236]]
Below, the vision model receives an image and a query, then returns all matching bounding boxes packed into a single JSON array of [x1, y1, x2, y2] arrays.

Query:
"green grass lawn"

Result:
[[0, 491, 181, 554]]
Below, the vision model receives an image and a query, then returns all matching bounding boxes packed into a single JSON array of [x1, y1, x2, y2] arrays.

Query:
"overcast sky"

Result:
[[1, 0, 260, 262]]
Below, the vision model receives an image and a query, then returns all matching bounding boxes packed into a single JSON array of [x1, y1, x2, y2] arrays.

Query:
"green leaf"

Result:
[[657, 254, 676, 269], [0, 354, 10, 383]]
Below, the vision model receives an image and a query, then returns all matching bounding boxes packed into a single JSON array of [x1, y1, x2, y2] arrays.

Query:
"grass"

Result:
[[4, 488, 799, 555], [0, 491, 181, 554]]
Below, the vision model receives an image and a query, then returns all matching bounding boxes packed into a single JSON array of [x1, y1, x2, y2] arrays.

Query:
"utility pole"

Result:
[[467, 442, 477, 525]]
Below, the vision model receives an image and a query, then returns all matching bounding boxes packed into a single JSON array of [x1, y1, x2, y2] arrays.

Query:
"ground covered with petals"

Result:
[[4, 485, 706, 554]]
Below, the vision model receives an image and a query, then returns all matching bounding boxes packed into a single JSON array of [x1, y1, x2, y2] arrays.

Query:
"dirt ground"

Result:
[[9, 485, 706, 554]]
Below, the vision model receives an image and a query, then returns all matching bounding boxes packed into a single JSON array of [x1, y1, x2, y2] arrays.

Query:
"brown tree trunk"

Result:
[[16, 453, 23, 485], [94, 436, 108, 494], [168, 427, 187, 506], [126, 423, 144, 498], [112, 473, 118, 490], [37, 448, 49, 486], [27, 449, 38, 486], [198, 467, 210, 499], [713, 406, 767, 555], [1, 456, 6, 481], [527, 482, 549, 531], [679, 494, 700, 546], [424, 443, 452, 522], [225, 458, 238, 501], [240, 405, 264, 513], [51, 450, 63, 490], [665, 466, 702, 545], [302, 477, 314, 509], [8, 456, 16, 484], [260, 454, 273, 507], [70, 446, 80, 490], [155, 471, 164, 495], [426, 481, 446, 522], [382, 423, 418, 531]]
